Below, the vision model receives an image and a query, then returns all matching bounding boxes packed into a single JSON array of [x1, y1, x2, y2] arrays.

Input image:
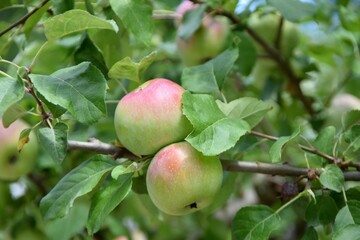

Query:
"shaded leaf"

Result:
[[305, 195, 338, 225], [319, 164, 344, 192], [40, 155, 117, 220], [301, 227, 318, 240], [342, 110, 360, 131], [0, 76, 25, 118], [30, 62, 107, 124], [269, 128, 301, 163], [43, 9, 118, 40], [37, 123, 68, 163], [1, 104, 27, 128], [232, 205, 281, 240], [87, 174, 132, 234]]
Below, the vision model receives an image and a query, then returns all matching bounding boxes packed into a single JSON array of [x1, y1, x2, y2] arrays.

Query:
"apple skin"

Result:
[[176, 1, 231, 66], [114, 78, 193, 156], [146, 141, 223, 216], [0, 120, 38, 181]]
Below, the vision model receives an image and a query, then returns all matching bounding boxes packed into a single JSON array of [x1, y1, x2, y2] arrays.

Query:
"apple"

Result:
[[247, 12, 299, 86], [0, 120, 38, 181], [248, 12, 299, 59], [114, 78, 192, 156], [176, 0, 231, 66], [146, 141, 223, 216]]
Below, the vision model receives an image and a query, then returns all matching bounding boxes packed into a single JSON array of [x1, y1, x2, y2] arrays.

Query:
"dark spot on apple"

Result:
[[8, 155, 17, 164], [190, 202, 197, 209]]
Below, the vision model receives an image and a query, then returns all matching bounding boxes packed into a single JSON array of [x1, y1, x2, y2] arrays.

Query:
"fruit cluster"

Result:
[[114, 78, 223, 216]]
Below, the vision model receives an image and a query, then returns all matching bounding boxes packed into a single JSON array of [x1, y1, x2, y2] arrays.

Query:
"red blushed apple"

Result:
[[146, 141, 223, 216], [0, 120, 38, 181], [114, 78, 193, 156]]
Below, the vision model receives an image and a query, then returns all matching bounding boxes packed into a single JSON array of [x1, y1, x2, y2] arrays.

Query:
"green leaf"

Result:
[[111, 162, 138, 180], [335, 201, 360, 233], [182, 92, 250, 155], [319, 164, 344, 192], [181, 49, 239, 93], [109, 0, 153, 45], [217, 97, 273, 128], [30, 62, 107, 124], [182, 92, 225, 130], [186, 117, 250, 156], [108, 51, 157, 83], [40, 155, 117, 220], [269, 128, 301, 163], [342, 110, 360, 131], [43, 9, 118, 41], [178, 5, 206, 40], [51, 0, 74, 14], [301, 227, 318, 240], [333, 225, 360, 240], [235, 32, 257, 75], [23, 1, 51, 37], [232, 205, 281, 240], [1, 104, 27, 128], [0, 77, 25, 118], [309, 126, 336, 165], [87, 173, 132, 234], [37, 123, 68, 163], [268, 0, 318, 22], [344, 125, 360, 152], [305, 195, 338, 225], [182, 63, 219, 93]]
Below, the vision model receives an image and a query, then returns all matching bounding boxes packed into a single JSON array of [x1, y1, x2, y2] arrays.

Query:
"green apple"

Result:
[[146, 141, 223, 216], [0, 120, 38, 181], [176, 1, 231, 66], [248, 12, 299, 59], [247, 12, 299, 86], [114, 78, 192, 156]]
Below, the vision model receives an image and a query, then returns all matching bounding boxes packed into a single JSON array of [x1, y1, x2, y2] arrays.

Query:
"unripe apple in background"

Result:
[[248, 12, 299, 86], [114, 78, 192, 156], [0, 120, 38, 181], [176, 0, 231, 66], [146, 141, 223, 216]]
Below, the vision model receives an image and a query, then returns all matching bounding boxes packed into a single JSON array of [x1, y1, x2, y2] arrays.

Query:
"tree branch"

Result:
[[67, 139, 360, 181], [0, 0, 50, 37]]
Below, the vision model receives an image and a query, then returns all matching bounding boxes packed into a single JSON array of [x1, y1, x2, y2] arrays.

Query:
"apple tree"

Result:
[[0, 0, 360, 239]]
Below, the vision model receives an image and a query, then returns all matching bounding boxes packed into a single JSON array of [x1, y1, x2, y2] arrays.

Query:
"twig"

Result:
[[66, 139, 360, 181], [0, 0, 50, 37], [67, 140, 136, 160], [250, 130, 360, 170], [274, 16, 284, 52]]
